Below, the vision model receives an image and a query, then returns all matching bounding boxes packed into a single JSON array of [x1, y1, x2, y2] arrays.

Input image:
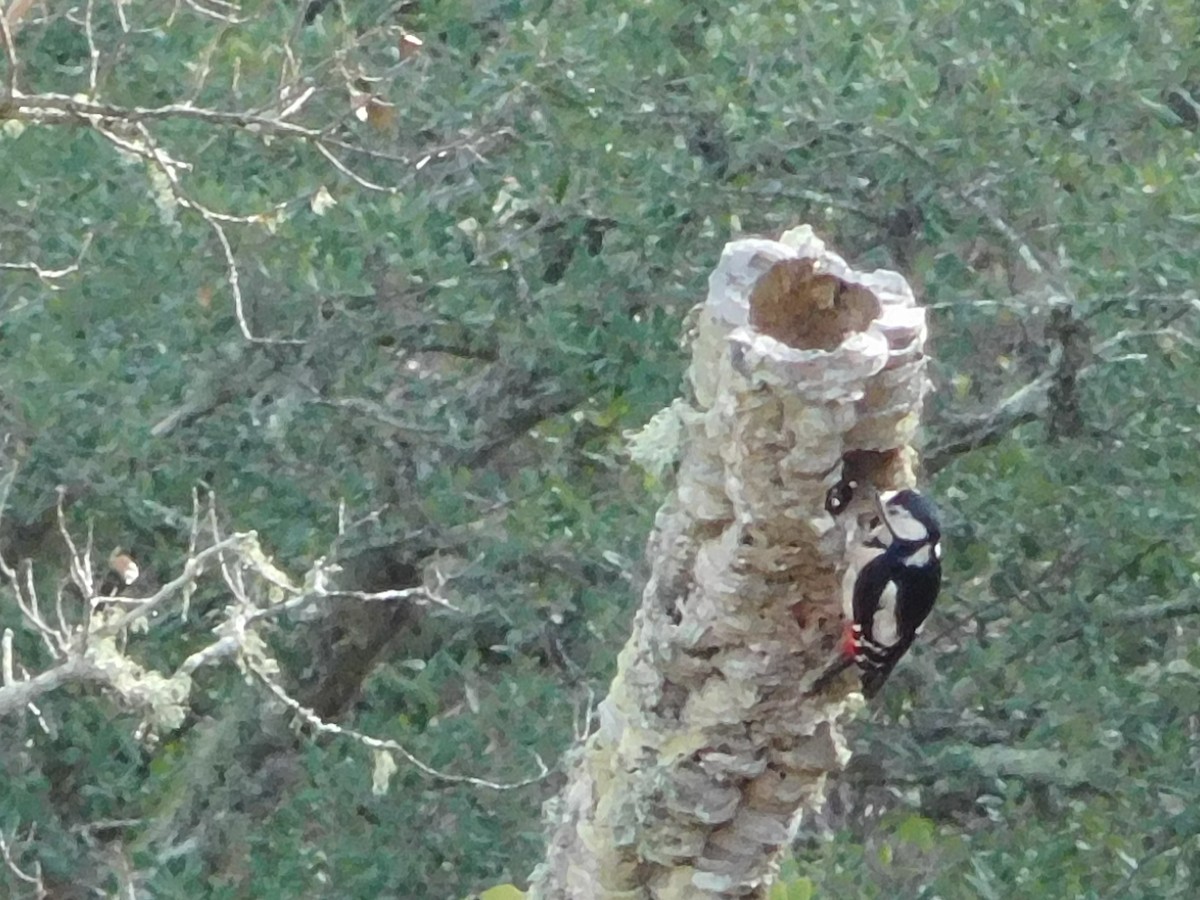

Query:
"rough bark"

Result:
[[528, 226, 931, 899]]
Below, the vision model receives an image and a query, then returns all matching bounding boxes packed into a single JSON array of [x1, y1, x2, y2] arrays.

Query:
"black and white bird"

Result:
[[815, 488, 943, 697]]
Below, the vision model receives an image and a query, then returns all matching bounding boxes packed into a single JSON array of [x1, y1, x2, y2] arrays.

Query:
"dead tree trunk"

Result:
[[527, 226, 931, 899]]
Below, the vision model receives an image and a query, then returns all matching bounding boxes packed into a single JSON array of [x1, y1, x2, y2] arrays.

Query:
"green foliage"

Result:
[[3, 0, 1200, 896]]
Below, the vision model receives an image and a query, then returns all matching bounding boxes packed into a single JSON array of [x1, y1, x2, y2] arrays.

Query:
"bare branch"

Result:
[[176, 557, 460, 676], [182, 0, 249, 25], [305, 395, 446, 440], [0, 826, 45, 900], [87, 118, 306, 345], [926, 316, 1196, 473], [96, 533, 260, 636], [960, 188, 1049, 280], [1067, 595, 1200, 643], [15, 560, 65, 656], [84, 0, 100, 95], [313, 140, 397, 194], [56, 486, 94, 598], [10, 91, 330, 140], [3, 485, 487, 799], [184, 25, 225, 104], [202, 212, 304, 345], [877, 128, 1066, 291], [7, 87, 481, 169], [276, 84, 315, 121], [54, 578, 71, 639], [179, 489, 204, 620], [1, 628, 13, 686], [110, 0, 131, 34], [0, 233, 94, 286], [0, 6, 19, 98], [245, 657, 549, 791], [925, 372, 1051, 474], [0, 655, 101, 718], [0, 460, 16, 581], [2, 0, 36, 34], [318, 585, 463, 615]]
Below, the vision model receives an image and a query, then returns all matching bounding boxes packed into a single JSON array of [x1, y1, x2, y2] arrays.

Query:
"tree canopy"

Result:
[[3, 1, 1200, 897]]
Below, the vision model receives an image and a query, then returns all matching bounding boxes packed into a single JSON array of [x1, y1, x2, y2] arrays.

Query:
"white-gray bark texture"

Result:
[[528, 226, 931, 899]]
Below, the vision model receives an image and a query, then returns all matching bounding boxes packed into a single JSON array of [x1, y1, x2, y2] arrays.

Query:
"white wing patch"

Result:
[[842, 510, 890, 619], [871, 581, 900, 648]]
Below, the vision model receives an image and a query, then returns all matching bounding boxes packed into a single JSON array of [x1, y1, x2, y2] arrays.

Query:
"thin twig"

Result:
[[15, 561, 62, 656], [0, 655, 99, 719], [2, 0, 36, 34], [110, 0, 131, 33], [314, 141, 397, 193], [56, 487, 93, 597], [0, 7, 19, 98], [320, 586, 463, 614], [180, 489, 204, 620], [245, 658, 549, 791], [0, 827, 46, 899], [184, 25, 225, 104], [0, 233, 95, 285], [1, 629, 13, 686], [182, 0, 249, 26], [7, 88, 489, 169], [84, 0, 100, 95], [1055, 594, 1200, 646], [306, 396, 446, 439], [96, 534, 257, 636], [96, 119, 304, 344], [11, 91, 329, 139], [203, 213, 302, 345], [0, 461, 16, 581], [276, 84, 315, 121]]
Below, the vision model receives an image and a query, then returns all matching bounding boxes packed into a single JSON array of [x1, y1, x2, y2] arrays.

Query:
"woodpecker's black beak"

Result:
[[873, 489, 896, 537]]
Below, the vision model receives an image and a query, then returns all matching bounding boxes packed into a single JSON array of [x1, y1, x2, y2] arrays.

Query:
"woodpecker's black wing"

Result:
[[850, 553, 896, 653], [854, 547, 941, 697]]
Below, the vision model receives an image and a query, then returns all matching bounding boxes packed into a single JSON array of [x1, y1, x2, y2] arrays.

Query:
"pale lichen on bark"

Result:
[[529, 226, 931, 899]]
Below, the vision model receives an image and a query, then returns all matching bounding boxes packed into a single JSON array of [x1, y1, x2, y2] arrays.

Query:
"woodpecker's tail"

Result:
[[807, 621, 861, 695], [858, 662, 898, 698]]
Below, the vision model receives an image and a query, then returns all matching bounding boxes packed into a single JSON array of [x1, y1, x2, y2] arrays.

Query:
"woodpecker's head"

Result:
[[876, 489, 941, 550]]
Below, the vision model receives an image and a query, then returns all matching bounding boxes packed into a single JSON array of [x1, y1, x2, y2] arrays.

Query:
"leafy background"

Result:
[[2, 0, 1199, 897]]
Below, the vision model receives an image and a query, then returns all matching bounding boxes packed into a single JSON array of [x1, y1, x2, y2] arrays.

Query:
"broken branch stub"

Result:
[[529, 226, 931, 899]]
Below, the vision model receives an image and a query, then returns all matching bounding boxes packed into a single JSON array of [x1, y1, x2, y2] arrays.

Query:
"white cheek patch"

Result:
[[933, 541, 943, 559], [884, 505, 929, 542], [872, 582, 900, 648]]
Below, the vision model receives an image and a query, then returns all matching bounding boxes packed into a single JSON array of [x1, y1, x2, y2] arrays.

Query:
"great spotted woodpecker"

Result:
[[814, 488, 943, 697]]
